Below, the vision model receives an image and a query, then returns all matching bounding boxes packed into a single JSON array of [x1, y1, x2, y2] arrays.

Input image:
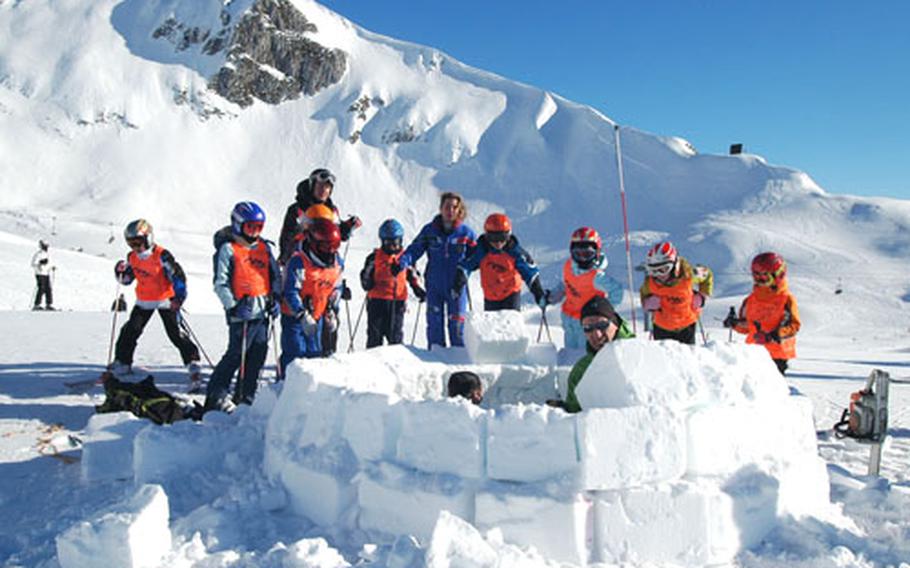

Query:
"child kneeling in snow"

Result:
[[724, 252, 801, 375], [452, 213, 549, 311]]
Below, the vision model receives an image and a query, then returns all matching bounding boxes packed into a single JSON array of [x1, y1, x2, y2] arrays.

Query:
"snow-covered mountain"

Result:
[[2, 0, 909, 333]]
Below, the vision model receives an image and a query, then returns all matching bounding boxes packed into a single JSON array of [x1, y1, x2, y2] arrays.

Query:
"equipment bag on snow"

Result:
[[833, 369, 890, 442], [96, 375, 191, 425]]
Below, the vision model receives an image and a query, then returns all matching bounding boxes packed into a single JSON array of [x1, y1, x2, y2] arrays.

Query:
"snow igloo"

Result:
[[264, 310, 839, 566]]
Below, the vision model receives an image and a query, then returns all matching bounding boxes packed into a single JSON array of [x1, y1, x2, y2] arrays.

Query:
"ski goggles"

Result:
[[582, 320, 613, 334], [312, 170, 336, 185], [487, 231, 509, 244], [646, 261, 675, 278], [752, 270, 778, 286], [571, 243, 597, 262], [126, 237, 147, 249], [242, 221, 264, 234], [381, 238, 402, 251]]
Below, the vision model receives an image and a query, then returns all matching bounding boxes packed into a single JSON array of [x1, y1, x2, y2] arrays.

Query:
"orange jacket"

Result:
[[479, 252, 523, 301], [734, 281, 800, 360], [128, 245, 175, 302], [561, 259, 603, 319], [298, 252, 342, 320], [368, 249, 408, 301], [231, 241, 272, 299], [640, 258, 713, 331]]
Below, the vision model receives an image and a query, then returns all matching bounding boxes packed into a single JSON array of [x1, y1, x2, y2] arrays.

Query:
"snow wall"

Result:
[[264, 311, 838, 566]]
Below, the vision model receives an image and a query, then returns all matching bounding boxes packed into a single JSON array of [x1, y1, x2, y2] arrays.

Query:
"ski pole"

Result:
[[389, 280, 399, 344], [239, 320, 249, 399], [697, 315, 708, 346], [348, 297, 366, 353], [727, 306, 736, 343], [343, 280, 354, 348], [179, 310, 215, 368], [613, 124, 638, 334], [410, 300, 423, 346], [541, 305, 553, 344], [105, 282, 123, 369], [269, 315, 282, 381]]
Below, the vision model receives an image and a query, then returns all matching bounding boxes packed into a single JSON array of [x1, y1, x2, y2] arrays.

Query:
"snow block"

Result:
[[577, 338, 789, 410], [342, 391, 402, 463], [486, 404, 577, 482], [686, 395, 819, 476], [464, 311, 530, 364], [56, 484, 171, 568], [483, 365, 561, 406], [278, 449, 358, 527], [475, 484, 592, 566], [396, 397, 487, 479], [592, 479, 776, 565], [357, 463, 475, 542], [133, 419, 222, 484], [81, 412, 148, 483], [577, 406, 686, 490]]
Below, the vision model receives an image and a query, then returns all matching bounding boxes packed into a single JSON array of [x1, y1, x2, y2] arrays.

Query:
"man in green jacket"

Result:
[[554, 296, 634, 413]]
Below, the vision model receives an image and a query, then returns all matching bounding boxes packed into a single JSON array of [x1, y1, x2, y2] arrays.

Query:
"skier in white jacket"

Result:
[[30, 240, 55, 310]]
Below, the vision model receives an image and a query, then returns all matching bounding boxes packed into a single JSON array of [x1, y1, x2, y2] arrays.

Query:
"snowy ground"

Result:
[[1, 308, 909, 567]]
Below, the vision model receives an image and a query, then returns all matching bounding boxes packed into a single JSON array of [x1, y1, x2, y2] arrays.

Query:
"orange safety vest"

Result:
[[647, 274, 699, 331], [368, 249, 408, 301], [741, 285, 799, 360], [561, 259, 604, 319], [128, 245, 175, 302], [231, 241, 271, 299], [480, 251, 522, 301], [299, 253, 342, 320]]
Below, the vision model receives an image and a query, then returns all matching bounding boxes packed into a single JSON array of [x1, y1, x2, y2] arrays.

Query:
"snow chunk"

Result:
[[475, 485, 592, 566], [464, 311, 530, 364], [357, 463, 474, 541], [342, 391, 402, 463], [576, 338, 788, 410], [56, 484, 171, 568], [577, 406, 686, 490], [396, 397, 488, 478], [81, 412, 147, 483], [486, 403, 577, 482]]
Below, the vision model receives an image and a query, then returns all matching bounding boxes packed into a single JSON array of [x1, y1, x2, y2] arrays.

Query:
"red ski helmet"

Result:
[[645, 241, 678, 277], [308, 218, 341, 255], [751, 252, 786, 286], [570, 227, 602, 265], [484, 213, 512, 233]]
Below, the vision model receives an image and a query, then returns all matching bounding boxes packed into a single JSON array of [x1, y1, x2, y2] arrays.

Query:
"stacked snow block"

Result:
[[56, 484, 171, 568], [81, 412, 149, 483], [464, 311, 531, 363], [265, 327, 837, 565]]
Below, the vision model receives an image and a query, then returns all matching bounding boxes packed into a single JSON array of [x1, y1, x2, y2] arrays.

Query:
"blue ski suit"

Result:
[[398, 215, 476, 348]]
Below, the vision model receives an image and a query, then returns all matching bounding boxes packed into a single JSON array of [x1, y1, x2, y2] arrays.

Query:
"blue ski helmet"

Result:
[[231, 201, 266, 236], [378, 219, 404, 240]]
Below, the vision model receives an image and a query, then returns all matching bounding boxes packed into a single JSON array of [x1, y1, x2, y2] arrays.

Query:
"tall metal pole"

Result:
[[613, 124, 638, 333]]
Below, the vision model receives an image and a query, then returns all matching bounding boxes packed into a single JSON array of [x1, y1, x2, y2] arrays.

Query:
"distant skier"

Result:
[[30, 239, 55, 311], [549, 296, 634, 413], [548, 227, 624, 350], [206, 203, 281, 411], [724, 252, 801, 375], [360, 219, 426, 348], [393, 192, 477, 348], [452, 213, 548, 311], [640, 241, 713, 345], [278, 168, 362, 265], [280, 218, 345, 371], [111, 220, 202, 387]]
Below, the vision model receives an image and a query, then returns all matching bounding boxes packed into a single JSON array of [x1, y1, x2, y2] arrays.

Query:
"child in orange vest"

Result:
[[640, 241, 713, 345], [206, 202, 281, 411], [549, 227, 624, 350], [453, 213, 548, 311], [360, 219, 426, 348], [724, 252, 801, 375], [281, 218, 345, 370], [111, 219, 201, 388]]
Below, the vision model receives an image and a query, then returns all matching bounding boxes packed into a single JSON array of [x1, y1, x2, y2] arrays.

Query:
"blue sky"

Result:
[[323, 1, 909, 199]]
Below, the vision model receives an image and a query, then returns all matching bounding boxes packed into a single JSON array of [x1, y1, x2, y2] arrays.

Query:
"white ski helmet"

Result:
[[645, 241, 678, 277]]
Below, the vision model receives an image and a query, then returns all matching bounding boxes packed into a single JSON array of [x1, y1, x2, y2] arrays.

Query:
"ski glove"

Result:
[[752, 330, 780, 344], [722, 314, 740, 329], [114, 260, 135, 285], [530, 278, 549, 308], [297, 310, 318, 337], [267, 295, 281, 319], [389, 261, 403, 276], [340, 216, 362, 240], [232, 296, 254, 320], [39, 258, 49, 265], [324, 309, 338, 334], [340, 282, 352, 301], [451, 269, 468, 300], [691, 292, 705, 310], [411, 283, 427, 302], [642, 295, 662, 312], [169, 296, 183, 312]]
